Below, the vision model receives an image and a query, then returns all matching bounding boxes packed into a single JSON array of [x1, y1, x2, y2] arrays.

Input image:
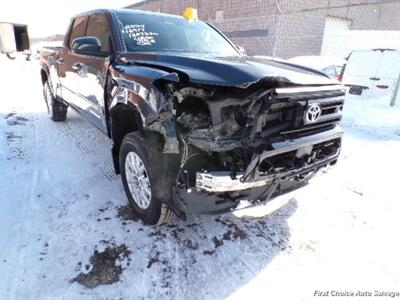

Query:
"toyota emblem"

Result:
[[304, 104, 322, 123]]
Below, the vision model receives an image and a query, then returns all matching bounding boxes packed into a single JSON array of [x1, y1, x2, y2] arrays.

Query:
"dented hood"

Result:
[[118, 52, 336, 87]]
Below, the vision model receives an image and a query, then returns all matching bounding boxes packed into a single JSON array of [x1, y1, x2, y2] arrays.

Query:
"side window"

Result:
[[68, 17, 88, 48], [86, 14, 111, 53]]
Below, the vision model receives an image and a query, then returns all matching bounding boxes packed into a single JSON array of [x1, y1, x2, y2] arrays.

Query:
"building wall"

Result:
[[126, 0, 400, 58]]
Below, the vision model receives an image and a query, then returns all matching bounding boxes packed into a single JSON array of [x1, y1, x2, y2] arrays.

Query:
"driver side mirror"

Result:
[[71, 36, 102, 56]]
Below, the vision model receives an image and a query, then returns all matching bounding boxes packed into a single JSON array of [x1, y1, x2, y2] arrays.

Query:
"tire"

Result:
[[119, 132, 175, 225], [43, 80, 68, 122]]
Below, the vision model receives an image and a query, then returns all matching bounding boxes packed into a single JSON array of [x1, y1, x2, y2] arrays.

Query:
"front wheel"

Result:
[[43, 80, 68, 122], [119, 132, 175, 225]]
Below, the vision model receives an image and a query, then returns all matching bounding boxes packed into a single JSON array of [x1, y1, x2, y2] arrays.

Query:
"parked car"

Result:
[[341, 48, 400, 97], [0, 22, 30, 59], [40, 9, 345, 225], [287, 56, 345, 81]]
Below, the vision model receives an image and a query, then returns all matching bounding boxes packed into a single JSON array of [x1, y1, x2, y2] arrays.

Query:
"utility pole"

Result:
[[391, 69, 400, 107]]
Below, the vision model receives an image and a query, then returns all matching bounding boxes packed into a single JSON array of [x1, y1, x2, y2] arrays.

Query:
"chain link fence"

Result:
[[127, 0, 400, 105]]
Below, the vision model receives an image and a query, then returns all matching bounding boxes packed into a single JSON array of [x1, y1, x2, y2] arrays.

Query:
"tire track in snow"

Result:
[[55, 121, 101, 155], [54, 114, 119, 184]]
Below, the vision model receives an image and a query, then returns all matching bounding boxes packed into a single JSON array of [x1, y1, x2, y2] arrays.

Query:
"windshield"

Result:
[[115, 11, 239, 56]]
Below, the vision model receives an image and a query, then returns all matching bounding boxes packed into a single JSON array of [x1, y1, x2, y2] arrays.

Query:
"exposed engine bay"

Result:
[[158, 81, 345, 211]]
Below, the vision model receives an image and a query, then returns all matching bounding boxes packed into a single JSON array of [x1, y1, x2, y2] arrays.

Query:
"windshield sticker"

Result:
[[122, 24, 159, 46]]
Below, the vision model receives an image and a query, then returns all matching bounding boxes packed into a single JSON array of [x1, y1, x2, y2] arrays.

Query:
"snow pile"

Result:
[[342, 95, 400, 138]]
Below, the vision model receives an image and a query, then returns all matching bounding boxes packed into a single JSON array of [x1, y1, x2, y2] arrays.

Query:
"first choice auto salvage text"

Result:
[[314, 290, 400, 298]]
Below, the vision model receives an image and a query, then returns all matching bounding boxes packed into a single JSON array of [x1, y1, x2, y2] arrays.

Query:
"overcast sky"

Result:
[[1, 0, 141, 38]]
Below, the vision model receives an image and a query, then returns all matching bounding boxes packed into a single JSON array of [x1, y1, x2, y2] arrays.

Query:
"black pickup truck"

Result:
[[40, 9, 345, 225]]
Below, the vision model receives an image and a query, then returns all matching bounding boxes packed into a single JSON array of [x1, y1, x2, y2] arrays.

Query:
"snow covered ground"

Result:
[[1, 56, 400, 300]]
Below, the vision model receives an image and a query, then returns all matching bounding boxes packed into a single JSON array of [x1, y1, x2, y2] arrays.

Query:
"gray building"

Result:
[[126, 0, 400, 58], [0, 22, 30, 54]]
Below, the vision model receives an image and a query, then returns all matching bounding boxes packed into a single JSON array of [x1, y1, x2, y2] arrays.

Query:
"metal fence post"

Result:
[[272, 0, 282, 58], [391, 70, 400, 107]]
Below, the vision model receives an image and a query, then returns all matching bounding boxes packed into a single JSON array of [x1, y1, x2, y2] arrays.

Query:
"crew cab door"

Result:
[[58, 14, 112, 133]]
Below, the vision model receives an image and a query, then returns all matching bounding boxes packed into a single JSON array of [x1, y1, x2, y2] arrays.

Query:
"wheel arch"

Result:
[[106, 67, 181, 173], [109, 101, 143, 174], [110, 102, 143, 146]]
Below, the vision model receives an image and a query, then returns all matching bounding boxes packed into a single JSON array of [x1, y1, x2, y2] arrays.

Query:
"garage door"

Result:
[[320, 17, 351, 56]]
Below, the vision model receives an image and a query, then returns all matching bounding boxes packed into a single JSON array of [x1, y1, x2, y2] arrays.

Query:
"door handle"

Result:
[[56, 58, 64, 64], [72, 63, 82, 72]]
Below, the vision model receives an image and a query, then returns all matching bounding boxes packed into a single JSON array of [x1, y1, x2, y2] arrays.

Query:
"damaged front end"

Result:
[[113, 59, 346, 215], [166, 80, 345, 215]]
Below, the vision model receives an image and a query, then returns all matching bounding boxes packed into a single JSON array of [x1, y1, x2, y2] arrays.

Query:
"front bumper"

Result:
[[173, 127, 343, 215]]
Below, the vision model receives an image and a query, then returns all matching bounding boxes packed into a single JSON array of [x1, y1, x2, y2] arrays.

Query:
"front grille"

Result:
[[281, 120, 338, 137], [274, 85, 346, 138]]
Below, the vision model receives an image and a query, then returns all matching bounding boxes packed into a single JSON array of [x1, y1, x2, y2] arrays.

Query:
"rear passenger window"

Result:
[[86, 14, 111, 53], [69, 17, 88, 48]]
